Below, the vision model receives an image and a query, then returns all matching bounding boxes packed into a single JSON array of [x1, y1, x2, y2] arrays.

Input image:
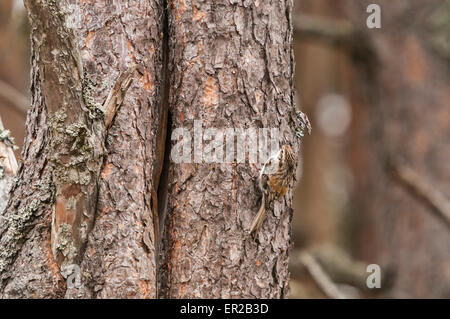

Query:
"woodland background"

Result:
[[0, 0, 449, 298]]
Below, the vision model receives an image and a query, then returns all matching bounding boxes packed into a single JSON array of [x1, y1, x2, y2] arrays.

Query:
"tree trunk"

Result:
[[0, 0, 165, 298], [159, 0, 298, 298], [0, 0, 299, 299]]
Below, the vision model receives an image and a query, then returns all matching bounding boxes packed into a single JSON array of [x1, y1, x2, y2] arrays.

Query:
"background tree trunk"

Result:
[[285, 0, 449, 298], [0, 0, 30, 154], [345, 0, 450, 298], [159, 0, 298, 298]]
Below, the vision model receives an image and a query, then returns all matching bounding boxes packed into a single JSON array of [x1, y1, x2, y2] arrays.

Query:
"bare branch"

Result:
[[290, 246, 395, 294], [298, 252, 348, 299], [0, 79, 29, 116], [310, 245, 369, 289], [293, 14, 376, 66], [293, 14, 357, 46], [389, 161, 450, 229]]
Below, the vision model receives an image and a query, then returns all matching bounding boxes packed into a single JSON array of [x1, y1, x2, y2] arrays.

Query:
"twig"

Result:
[[298, 252, 348, 299], [0, 79, 29, 115], [389, 162, 450, 229]]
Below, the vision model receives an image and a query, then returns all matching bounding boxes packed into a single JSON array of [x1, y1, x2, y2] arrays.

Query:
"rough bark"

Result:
[[0, 0, 300, 299], [0, 0, 165, 298], [160, 0, 299, 298], [345, 0, 450, 298]]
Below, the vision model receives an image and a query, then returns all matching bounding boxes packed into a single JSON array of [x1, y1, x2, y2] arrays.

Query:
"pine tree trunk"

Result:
[[159, 0, 298, 298], [0, 0, 165, 298]]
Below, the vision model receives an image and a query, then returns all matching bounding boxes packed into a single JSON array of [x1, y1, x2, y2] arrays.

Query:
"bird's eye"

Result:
[[267, 160, 272, 166]]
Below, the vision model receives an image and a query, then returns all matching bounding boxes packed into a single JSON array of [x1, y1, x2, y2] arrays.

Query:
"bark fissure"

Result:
[[156, 112, 172, 298], [154, 0, 171, 298]]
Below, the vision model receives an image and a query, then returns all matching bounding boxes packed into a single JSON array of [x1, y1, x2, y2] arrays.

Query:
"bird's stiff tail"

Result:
[[250, 195, 266, 235]]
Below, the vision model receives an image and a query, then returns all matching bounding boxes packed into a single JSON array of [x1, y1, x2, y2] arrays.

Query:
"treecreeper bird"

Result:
[[250, 144, 297, 235]]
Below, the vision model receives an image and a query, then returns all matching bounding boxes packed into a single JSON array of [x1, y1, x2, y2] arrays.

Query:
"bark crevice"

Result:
[[154, 0, 171, 298]]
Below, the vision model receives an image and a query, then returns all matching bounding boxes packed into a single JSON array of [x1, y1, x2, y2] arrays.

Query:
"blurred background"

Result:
[[1, 0, 449, 298]]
